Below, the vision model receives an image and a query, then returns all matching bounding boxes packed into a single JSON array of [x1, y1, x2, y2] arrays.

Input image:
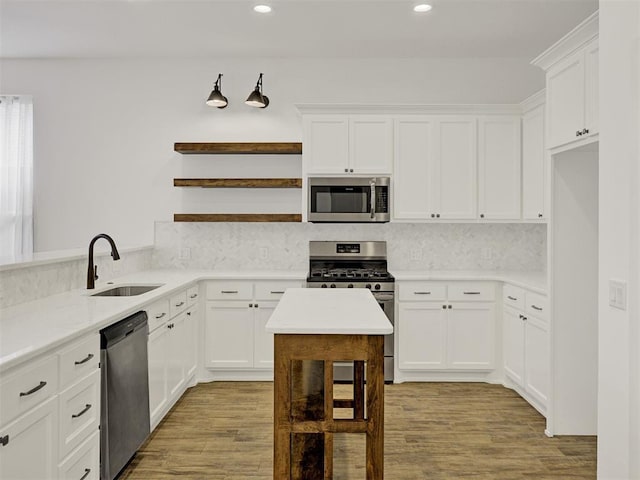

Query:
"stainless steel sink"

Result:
[[90, 285, 162, 297]]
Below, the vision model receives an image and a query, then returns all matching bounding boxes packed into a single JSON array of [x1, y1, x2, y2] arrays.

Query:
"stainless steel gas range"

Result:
[[306, 241, 395, 382]]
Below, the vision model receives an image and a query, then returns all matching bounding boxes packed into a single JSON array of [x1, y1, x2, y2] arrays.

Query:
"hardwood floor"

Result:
[[120, 382, 596, 480]]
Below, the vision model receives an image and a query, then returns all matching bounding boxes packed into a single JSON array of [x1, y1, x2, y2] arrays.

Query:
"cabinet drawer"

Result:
[[503, 285, 525, 310], [186, 285, 200, 306], [525, 292, 548, 321], [146, 298, 170, 333], [59, 335, 100, 391], [398, 282, 447, 301], [59, 370, 100, 460], [169, 290, 188, 318], [206, 281, 253, 301], [58, 430, 99, 480], [0, 354, 58, 426], [448, 282, 495, 302], [254, 281, 302, 300]]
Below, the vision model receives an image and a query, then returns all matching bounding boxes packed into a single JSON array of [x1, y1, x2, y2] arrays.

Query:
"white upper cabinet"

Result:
[[393, 116, 476, 221], [303, 115, 392, 175], [522, 101, 546, 220], [478, 116, 522, 220], [532, 11, 598, 151]]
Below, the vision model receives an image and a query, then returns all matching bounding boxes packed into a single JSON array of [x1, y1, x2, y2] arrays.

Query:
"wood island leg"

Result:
[[273, 334, 291, 479], [366, 336, 384, 480]]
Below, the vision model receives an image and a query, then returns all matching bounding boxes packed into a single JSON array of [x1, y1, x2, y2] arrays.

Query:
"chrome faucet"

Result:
[[87, 233, 120, 289]]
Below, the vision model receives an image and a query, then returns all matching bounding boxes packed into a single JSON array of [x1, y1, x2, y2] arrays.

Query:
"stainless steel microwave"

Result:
[[308, 177, 390, 223]]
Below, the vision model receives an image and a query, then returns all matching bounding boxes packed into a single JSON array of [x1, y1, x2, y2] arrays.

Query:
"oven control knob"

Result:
[[374, 284, 381, 290], [321, 284, 327, 288], [348, 284, 354, 288], [330, 284, 336, 288], [365, 284, 372, 289]]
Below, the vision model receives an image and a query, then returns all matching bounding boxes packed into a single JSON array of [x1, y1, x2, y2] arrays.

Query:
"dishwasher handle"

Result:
[[100, 311, 148, 348]]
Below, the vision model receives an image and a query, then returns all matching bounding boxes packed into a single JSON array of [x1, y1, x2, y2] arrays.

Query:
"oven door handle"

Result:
[[370, 179, 376, 219], [373, 293, 394, 301]]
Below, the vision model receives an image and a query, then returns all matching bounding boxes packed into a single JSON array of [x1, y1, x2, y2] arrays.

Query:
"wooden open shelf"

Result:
[[174, 178, 302, 188], [174, 214, 302, 223], [174, 142, 302, 155]]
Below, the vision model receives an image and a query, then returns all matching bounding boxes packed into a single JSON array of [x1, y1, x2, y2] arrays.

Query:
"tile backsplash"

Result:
[[0, 248, 152, 309], [153, 222, 546, 272]]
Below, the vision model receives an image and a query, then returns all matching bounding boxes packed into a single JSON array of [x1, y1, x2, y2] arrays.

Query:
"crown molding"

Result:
[[295, 103, 523, 116], [520, 89, 545, 113]]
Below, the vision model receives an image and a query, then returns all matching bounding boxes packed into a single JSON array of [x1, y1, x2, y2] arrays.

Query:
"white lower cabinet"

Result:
[[503, 284, 549, 413], [0, 396, 58, 480], [397, 281, 496, 372], [58, 430, 99, 480], [146, 289, 200, 431], [204, 280, 303, 375]]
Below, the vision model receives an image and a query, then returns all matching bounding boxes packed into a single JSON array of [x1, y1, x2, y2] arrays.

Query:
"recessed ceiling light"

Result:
[[413, 4, 432, 13], [254, 5, 272, 13]]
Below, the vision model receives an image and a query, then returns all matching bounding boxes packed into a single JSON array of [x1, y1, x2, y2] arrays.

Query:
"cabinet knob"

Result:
[[480, 214, 485, 219], [436, 213, 440, 218], [576, 130, 582, 137], [255, 304, 259, 308], [0, 434, 8, 446], [249, 303, 253, 308], [538, 213, 543, 218], [583, 128, 589, 135], [349, 169, 354, 173], [442, 305, 447, 309], [431, 214, 435, 218], [344, 168, 349, 173]]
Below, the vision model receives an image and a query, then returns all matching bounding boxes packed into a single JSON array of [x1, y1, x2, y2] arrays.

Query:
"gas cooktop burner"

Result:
[[310, 268, 392, 280]]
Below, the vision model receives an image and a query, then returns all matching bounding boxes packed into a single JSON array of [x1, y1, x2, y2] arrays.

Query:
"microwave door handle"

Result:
[[370, 179, 376, 219]]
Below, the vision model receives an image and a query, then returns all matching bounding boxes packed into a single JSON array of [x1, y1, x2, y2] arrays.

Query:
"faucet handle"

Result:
[[94, 265, 99, 281]]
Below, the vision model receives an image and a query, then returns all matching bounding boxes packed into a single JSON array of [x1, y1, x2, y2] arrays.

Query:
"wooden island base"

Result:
[[273, 333, 385, 480]]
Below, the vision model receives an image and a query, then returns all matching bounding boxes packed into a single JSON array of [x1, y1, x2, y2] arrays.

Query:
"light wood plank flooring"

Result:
[[120, 382, 596, 480]]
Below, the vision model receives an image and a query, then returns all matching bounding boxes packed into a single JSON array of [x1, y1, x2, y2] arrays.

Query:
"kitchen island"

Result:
[[266, 288, 393, 479]]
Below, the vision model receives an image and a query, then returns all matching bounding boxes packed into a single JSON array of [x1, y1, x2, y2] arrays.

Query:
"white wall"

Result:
[[0, 57, 543, 252], [598, 1, 640, 479]]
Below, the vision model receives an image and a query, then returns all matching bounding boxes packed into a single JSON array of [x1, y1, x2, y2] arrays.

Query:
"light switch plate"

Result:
[[609, 279, 627, 310]]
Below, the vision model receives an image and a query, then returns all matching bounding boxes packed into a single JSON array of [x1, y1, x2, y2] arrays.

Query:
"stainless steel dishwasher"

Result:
[[100, 311, 150, 480]]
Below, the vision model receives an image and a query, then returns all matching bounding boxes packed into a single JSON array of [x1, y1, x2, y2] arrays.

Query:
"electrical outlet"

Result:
[[410, 248, 422, 261], [259, 247, 269, 260], [179, 247, 191, 260], [481, 247, 492, 260], [609, 279, 627, 310]]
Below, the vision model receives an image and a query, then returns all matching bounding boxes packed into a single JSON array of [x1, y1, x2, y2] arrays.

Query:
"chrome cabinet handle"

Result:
[[155, 312, 166, 319], [74, 353, 94, 365], [79, 468, 91, 480], [72, 404, 92, 419], [463, 291, 481, 295], [175, 301, 185, 307], [270, 291, 285, 294], [221, 290, 238, 294], [189, 294, 198, 299], [19, 381, 46, 397], [507, 296, 518, 301], [414, 291, 431, 295], [531, 305, 543, 311], [0, 435, 8, 446]]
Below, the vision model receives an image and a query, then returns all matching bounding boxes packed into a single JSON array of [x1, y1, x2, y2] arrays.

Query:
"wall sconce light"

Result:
[[206, 74, 228, 108], [245, 73, 269, 108]]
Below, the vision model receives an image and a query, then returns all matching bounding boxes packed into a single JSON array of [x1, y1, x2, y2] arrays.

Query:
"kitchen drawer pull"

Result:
[[414, 291, 431, 295], [221, 290, 238, 294], [0, 435, 8, 446], [175, 301, 185, 307], [72, 404, 92, 419], [463, 291, 481, 295], [270, 291, 285, 294], [19, 381, 47, 397], [74, 353, 94, 365], [79, 468, 91, 480], [531, 305, 543, 311], [507, 295, 518, 301], [189, 293, 198, 299], [155, 312, 166, 319]]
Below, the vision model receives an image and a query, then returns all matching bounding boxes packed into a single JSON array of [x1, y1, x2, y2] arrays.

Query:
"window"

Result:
[[0, 95, 33, 258]]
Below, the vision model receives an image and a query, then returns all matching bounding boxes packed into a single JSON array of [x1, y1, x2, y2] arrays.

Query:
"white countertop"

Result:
[[265, 288, 393, 335], [0, 268, 307, 372], [390, 270, 547, 294]]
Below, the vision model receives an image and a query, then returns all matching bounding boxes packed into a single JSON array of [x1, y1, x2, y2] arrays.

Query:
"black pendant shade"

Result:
[[206, 74, 228, 108], [245, 73, 269, 108]]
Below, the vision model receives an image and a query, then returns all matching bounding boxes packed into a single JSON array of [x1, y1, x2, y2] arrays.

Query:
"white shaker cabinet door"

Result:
[[0, 396, 58, 480], [397, 303, 447, 370], [433, 117, 477, 219], [205, 302, 254, 369], [349, 116, 393, 175], [184, 307, 199, 379], [253, 302, 278, 369], [446, 302, 495, 369], [522, 104, 546, 220], [503, 306, 525, 386], [166, 312, 187, 399], [393, 118, 434, 220], [524, 316, 550, 408], [303, 116, 349, 175], [148, 323, 169, 430], [584, 39, 599, 138], [478, 116, 521, 220]]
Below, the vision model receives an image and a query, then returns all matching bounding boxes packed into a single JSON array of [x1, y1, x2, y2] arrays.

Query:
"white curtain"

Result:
[[0, 96, 34, 258]]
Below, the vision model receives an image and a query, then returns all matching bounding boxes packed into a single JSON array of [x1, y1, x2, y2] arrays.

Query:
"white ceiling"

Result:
[[1, 0, 598, 59]]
